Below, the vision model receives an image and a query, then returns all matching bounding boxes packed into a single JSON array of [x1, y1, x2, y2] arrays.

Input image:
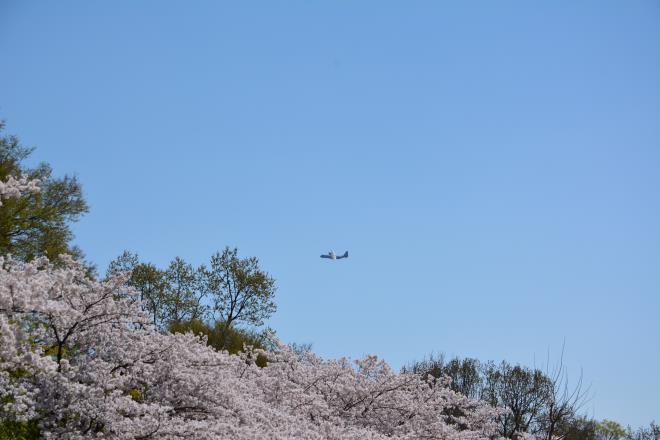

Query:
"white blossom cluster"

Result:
[[0, 255, 508, 439], [0, 176, 40, 206]]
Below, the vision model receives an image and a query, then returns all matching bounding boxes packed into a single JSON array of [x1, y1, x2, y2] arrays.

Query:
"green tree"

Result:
[[106, 249, 140, 276], [107, 249, 277, 350], [0, 121, 88, 262], [560, 416, 598, 440], [107, 250, 169, 328], [200, 247, 276, 342], [163, 256, 206, 324], [401, 354, 482, 399], [597, 420, 627, 440]]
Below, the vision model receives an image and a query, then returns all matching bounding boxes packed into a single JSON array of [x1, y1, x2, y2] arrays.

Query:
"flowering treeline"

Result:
[[1, 255, 505, 439], [0, 176, 509, 439]]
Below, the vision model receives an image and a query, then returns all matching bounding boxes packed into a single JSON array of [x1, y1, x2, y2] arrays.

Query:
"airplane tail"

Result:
[[342, 251, 348, 258]]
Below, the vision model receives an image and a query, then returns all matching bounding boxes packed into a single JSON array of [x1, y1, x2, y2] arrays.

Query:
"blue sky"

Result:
[[1, 0, 658, 427]]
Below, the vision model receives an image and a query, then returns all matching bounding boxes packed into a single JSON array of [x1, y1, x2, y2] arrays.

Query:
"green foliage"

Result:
[[0, 121, 88, 263], [201, 246, 277, 329], [42, 344, 68, 359], [107, 251, 169, 328], [597, 420, 628, 440], [404, 354, 483, 399], [129, 388, 143, 402], [0, 419, 40, 440], [107, 248, 277, 340], [6, 367, 29, 380], [106, 249, 140, 276], [169, 319, 270, 367], [163, 257, 206, 324], [561, 417, 598, 440]]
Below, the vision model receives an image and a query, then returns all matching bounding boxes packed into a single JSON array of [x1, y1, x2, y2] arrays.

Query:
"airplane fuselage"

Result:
[[320, 250, 348, 260]]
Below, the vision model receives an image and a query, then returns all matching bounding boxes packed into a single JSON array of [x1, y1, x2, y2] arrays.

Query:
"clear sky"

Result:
[[1, 0, 658, 428]]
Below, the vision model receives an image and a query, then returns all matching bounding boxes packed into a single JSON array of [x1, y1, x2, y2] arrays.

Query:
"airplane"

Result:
[[320, 250, 348, 260]]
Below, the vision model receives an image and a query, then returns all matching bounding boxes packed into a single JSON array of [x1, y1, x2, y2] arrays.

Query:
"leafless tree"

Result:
[[540, 344, 591, 440], [481, 361, 552, 438]]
